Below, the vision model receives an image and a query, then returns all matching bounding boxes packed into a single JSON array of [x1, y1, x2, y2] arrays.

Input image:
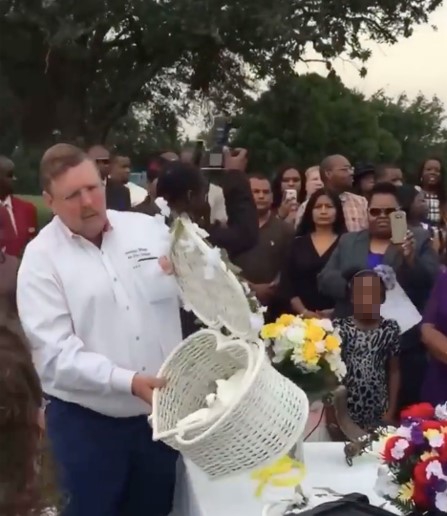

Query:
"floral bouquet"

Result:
[[376, 402, 447, 515], [260, 314, 346, 399]]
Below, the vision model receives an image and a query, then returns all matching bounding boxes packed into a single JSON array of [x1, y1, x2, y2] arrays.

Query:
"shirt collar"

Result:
[[2, 196, 12, 209], [55, 213, 113, 240]]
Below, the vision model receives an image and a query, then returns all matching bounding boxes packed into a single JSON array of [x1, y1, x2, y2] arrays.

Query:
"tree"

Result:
[[0, 0, 442, 149], [370, 92, 447, 178], [233, 73, 402, 173]]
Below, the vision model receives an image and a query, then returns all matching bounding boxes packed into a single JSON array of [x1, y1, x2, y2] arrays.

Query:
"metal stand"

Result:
[[282, 441, 310, 515]]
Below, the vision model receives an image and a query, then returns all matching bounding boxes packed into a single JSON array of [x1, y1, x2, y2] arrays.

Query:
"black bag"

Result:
[[294, 493, 396, 516]]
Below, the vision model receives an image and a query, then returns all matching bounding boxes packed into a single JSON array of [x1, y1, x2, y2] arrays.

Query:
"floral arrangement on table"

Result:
[[376, 402, 447, 514], [260, 314, 346, 398]]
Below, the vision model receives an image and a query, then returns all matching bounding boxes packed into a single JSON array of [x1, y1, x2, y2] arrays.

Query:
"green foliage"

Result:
[[0, 0, 442, 151], [234, 73, 447, 176]]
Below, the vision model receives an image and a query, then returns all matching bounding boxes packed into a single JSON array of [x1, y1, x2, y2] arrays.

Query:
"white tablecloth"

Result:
[[173, 442, 392, 516]]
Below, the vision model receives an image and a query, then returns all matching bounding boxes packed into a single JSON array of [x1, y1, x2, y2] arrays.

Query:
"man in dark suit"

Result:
[[87, 145, 131, 211], [0, 156, 38, 257]]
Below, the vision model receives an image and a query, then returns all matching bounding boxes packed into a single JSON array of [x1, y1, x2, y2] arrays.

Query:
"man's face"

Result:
[[368, 193, 399, 239], [0, 160, 15, 197], [250, 177, 273, 214], [87, 146, 110, 180], [110, 156, 131, 184], [324, 156, 353, 191], [380, 167, 404, 187], [43, 159, 107, 240]]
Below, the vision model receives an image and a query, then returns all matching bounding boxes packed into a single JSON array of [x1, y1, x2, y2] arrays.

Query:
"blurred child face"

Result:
[[351, 275, 382, 320]]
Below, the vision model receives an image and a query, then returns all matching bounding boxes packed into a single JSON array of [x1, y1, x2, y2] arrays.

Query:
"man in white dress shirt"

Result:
[[17, 144, 181, 516]]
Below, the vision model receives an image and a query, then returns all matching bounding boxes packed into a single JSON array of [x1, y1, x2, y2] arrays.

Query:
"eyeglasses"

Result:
[[368, 207, 397, 217], [95, 158, 110, 165]]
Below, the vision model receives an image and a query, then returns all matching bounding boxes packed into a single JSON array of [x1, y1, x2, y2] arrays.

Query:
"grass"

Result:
[[18, 194, 52, 229]]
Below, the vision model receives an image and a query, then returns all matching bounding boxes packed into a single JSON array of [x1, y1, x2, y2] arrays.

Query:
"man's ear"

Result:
[[42, 190, 53, 211]]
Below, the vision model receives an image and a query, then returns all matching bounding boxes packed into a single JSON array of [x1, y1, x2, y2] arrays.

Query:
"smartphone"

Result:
[[285, 189, 297, 202], [390, 210, 407, 244], [207, 115, 232, 170]]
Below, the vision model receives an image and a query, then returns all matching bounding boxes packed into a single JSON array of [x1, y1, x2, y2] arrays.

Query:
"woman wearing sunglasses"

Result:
[[319, 182, 439, 318], [318, 182, 439, 408]]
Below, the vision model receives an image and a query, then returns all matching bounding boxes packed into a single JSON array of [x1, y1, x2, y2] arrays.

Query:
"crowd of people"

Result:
[[0, 143, 446, 515]]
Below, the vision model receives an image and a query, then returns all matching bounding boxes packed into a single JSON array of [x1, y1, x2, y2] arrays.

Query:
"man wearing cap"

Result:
[[0, 156, 38, 256]]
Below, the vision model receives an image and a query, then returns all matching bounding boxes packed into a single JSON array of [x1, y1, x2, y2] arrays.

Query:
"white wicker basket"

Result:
[[151, 330, 309, 479], [150, 216, 310, 479]]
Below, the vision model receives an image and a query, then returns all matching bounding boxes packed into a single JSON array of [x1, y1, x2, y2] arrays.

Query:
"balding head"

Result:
[[320, 154, 353, 192], [40, 144, 89, 192], [87, 145, 110, 179], [0, 156, 14, 174]]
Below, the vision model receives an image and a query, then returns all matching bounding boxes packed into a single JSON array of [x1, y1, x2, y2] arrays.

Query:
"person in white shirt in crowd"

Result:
[[108, 153, 147, 207], [17, 144, 181, 516]]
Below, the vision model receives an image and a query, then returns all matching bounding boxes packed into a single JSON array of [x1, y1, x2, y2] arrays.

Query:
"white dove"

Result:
[[176, 369, 247, 432]]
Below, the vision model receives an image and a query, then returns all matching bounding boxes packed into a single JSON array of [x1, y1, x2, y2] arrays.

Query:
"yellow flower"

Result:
[[261, 323, 283, 340], [325, 335, 341, 352], [302, 340, 319, 365], [305, 324, 325, 343], [276, 314, 295, 327], [421, 450, 439, 461], [398, 481, 414, 503]]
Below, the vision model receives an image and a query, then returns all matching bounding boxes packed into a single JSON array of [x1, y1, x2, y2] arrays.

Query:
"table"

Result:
[[173, 442, 393, 516]]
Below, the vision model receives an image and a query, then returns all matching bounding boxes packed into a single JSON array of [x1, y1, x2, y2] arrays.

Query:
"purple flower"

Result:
[[410, 424, 425, 446]]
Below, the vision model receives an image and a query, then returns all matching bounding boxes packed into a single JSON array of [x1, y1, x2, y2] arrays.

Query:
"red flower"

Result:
[[401, 403, 435, 420], [413, 458, 438, 486], [383, 436, 410, 463], [413, 482, 429, 509], [421, 420, 443, 432]]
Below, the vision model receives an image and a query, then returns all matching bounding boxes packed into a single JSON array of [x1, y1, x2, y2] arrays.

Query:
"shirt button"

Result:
[[136, 336, 140, 341], [142, 367, 146, 372], [113, 278, 117, 282], [126, 306, 129, 311]]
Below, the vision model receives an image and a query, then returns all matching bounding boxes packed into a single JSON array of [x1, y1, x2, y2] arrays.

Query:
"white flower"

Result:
[[390, 439, 409, 460], [154, 197, 171, 218], [284, 326, 305, 345], [375, 466, 399, 499], [435, 492, 447, 512], [426, 460, 445, 481], [272, 337, 295, 364], [314, 318, 333, 333], [395, 425, 413, 440], [315, 340, 326, 354], [325, 353, 347, 380], [427, 432, 445, 449], [435, 403, 447, 421]]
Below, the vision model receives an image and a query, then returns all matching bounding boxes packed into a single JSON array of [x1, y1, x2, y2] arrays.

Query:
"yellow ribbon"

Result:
[[251, 456, 306, 498]]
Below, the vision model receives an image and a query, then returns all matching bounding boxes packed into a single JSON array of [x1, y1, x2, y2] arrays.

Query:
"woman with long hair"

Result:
[[0, 326, 58, 516], [278, 188, 346, 319], [418, 157, 447, 227], [271, 164, 304, 225]]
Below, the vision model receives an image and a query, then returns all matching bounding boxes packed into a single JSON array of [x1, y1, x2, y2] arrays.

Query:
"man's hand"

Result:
[[131, 374, 166, 405], [158, 256, 174, 275], [223, 147, 248, 172]]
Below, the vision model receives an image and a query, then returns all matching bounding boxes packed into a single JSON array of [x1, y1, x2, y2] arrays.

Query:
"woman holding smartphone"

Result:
[[271, 164, 304, 225]]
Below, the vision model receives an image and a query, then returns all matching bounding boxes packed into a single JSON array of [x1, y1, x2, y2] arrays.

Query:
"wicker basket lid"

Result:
[[170, 217, 263, 339]]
